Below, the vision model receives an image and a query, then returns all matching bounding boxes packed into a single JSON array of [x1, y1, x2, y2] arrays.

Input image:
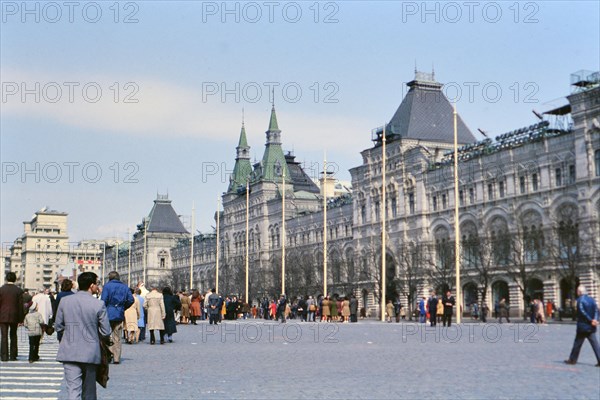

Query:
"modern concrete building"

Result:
[[10, 208, 71, 290]]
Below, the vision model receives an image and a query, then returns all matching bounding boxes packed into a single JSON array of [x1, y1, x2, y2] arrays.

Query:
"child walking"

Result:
[[24, 302, 44, 363]]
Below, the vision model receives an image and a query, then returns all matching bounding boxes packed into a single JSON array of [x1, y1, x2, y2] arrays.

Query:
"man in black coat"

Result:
[[0, 272, 24, 361], [208, 289, 221, 325], [297, 297, 307, 322], [277, 295, 287, 323], [428, 292, 438, 326], [349, 295, 358, 322], [442, 290, 456, 327]]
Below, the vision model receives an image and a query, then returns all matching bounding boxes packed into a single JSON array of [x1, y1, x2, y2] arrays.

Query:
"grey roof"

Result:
[[147, 196, 189, 234], [387, 75, 476, 144], [285, 153, 320, 194]]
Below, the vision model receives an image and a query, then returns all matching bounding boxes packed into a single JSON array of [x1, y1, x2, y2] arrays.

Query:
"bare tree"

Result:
[[396, 241, 426, 320], [463, 234, 495, 319], [425, 238, 454, 294], [504, 224, 543, 319], [338, 248, 359, 298], [547, 204, 589, 316]]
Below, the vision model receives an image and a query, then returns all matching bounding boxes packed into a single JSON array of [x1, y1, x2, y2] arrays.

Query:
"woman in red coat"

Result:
[[189, 290, 202, 325]]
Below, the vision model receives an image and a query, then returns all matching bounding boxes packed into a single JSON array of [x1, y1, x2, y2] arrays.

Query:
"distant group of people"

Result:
[[417, 290, 456, 326], [2, 273, 600, 400], [256, 294, 360, 323]]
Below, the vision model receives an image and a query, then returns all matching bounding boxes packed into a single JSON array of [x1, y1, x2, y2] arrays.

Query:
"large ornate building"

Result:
[[178, 73, 600, 314], [104, 71, 600, 318], [346, 71, 600, 317]]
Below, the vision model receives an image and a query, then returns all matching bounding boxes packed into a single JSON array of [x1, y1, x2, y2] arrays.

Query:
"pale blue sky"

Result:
[[1, 1, 599, 245]]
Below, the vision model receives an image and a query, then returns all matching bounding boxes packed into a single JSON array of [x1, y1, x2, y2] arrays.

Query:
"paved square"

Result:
[[57, 320, 600, 399]]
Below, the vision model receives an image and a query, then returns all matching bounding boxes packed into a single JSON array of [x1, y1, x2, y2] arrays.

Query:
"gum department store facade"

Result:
[[105, 71, 599, 317]]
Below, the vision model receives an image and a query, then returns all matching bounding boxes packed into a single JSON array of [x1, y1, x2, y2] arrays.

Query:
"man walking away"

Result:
[[428, 292, 438, 327], [100, 271, 134, 364], [442, 290, 455, 327], [0, 272, 24, 361], [278, 294, 287, 323], [208, 289, 220, 325], [349, 295, 358, 323], [419, 297, 427, 323], [55, 272, 111, 399], [564, 286, 600, 367]]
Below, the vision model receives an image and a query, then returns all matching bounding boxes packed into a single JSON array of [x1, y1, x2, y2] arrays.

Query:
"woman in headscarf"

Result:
[[180, 292, 191, 324], [124, 288, 140, 343], [342, 297, 351, 323], [321, 296, 331, 322], [162, 287, 181, 343], [144, 286, 165, 344], [189, 290, 202, 325]]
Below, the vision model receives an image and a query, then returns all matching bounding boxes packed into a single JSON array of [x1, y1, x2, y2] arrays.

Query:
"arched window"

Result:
[[434, 226, 451, 269], [521, 211, 544, 263], [461, 222, 479, 268], [556, 204, 579, 260], [489, 217, 510, 265], [595, 149, 600, 177]]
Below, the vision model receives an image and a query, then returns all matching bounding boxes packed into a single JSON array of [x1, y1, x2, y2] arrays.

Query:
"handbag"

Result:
[[45, 325, 55, 335], [96, 339, 110, 388]]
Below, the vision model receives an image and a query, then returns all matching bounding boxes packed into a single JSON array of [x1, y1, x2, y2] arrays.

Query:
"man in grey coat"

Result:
[[55, 272, 111, 399]]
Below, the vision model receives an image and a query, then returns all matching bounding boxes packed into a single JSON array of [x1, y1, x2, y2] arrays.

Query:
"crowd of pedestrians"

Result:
[[2, 272, 600, 399]]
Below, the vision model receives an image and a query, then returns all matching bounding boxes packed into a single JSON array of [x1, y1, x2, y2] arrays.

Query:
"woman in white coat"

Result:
[[143, 287, 165, 344]]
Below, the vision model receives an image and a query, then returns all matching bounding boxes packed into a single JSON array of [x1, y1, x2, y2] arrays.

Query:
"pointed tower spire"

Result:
[[238, 121, 249, 148], [268, 104, 280, 133], [228, 116, 252, 193], [260, 105, 290, 183]]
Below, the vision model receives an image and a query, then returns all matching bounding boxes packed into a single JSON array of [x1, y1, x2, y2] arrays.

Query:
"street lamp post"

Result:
[[323, 153, 328, 298], [128, 230, 131, 286], [453, 103, 461, 324], [101, 242, 106, 285], [115, 238, 119, 274], [381, 125, 387, 322], [281, 168, 286, 295], [143, 218, 148, 284], [216, 197, 220, 294], [245, 177, 250, 303], [190, 202, 195, 290]]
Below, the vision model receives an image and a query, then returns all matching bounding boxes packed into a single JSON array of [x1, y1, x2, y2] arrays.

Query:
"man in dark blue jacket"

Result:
[[428, 292, 438, 326], [564, 285, 600, 367], [277, 294, 287, 323], [101, 271, 133, 364]]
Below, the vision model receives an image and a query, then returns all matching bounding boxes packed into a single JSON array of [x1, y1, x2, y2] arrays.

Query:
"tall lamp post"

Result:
[[453, 103, 461, 324], [115, 238, 119, 274], [216, 197, 220, 294], [323, 152, 328, 298], [245, 177, 250, 303], [281, 168, 286, 295], [101, 242, 106, 285], [381, 125, 387, 322], [127, 229, 131, 286], [190, 202, 195, 290], [143, 218, 148, 284]]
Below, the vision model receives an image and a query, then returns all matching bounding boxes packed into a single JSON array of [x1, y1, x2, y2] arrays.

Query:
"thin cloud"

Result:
[[2, 68, 371, 154]]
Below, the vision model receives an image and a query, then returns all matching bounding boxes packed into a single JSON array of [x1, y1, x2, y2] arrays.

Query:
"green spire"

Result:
[[268, 105, 280, 132], [228, 122, 252, 193], [238, 123, 248, 147], [260, 105, 290, 183]]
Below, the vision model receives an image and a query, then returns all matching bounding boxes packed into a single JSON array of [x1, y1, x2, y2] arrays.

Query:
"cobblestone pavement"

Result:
[[3, 321, 599, 399]]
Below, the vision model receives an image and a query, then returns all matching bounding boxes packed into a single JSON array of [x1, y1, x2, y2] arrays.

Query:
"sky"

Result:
[[1, 0, 599, 247]]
